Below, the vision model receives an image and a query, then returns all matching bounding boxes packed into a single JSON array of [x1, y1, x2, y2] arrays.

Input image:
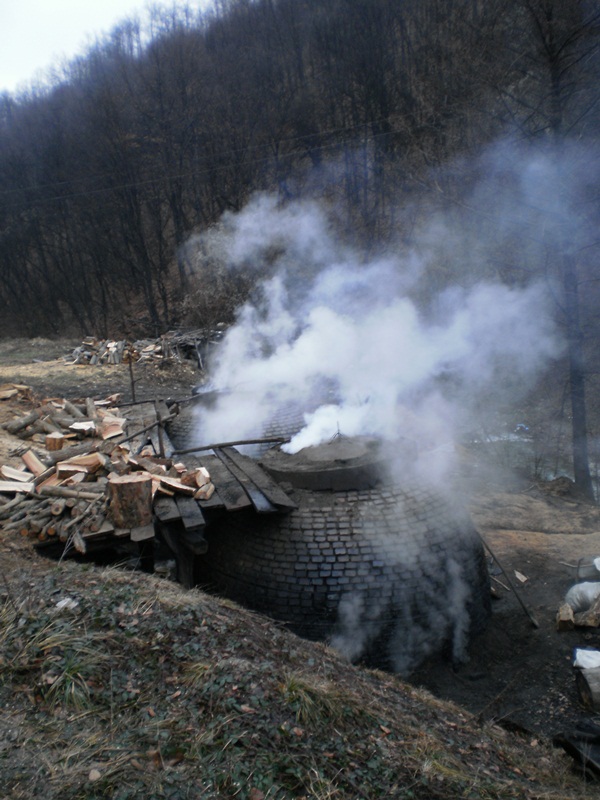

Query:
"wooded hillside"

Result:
[[0, 0, 597, 337]]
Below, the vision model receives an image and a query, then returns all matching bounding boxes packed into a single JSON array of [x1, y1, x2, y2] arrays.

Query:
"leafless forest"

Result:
[[1, 0, 600, 493]]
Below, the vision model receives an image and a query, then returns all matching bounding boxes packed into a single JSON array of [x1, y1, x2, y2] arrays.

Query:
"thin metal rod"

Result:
[[479, 533, 539, 629], [172, 436, 289, 456]]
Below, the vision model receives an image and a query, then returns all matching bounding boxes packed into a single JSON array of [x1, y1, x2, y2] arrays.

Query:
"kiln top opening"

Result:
[[260, 434, 408, 491]]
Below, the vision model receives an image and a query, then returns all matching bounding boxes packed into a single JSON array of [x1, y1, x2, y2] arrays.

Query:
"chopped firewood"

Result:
[[130, 524, 155, 542], [0, 388, 19, 400], [107, 473, 153, 528], [50, 499, 66, 516], [45, 431, 65, 451], [57, 463, 89, 479], [194, 482, 215, 501], [0, 480, 34, 494], [196, 467, 211, 487], [37, 485, 103, 502], [63, 400, 86, 419], [69, 420, 97, 435], [0, 465, 34, 482], [128, 455, 168, 475], [100, 417, 127, 439], [4, 409, 42, 436], [557, 603, 575, 631], [21, 449, 48, 477], [56, 451, 110, 473], [158, 475, 197, 496], [81, 520, 114, 539], [180, 466, 211, 488], [35, 472, 64, 491]]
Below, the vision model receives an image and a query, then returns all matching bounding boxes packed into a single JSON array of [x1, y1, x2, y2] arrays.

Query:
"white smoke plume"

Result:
[[190, 190, 562, 480], [182, 144, 580, 674]]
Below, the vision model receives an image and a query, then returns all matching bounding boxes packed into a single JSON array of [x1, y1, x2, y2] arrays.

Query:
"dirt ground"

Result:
[[1, 338, 600, 743], [414, 486, 600, 739]]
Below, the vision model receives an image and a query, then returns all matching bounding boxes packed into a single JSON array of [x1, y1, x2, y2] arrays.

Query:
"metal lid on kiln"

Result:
[[259, 435, 388, 491]]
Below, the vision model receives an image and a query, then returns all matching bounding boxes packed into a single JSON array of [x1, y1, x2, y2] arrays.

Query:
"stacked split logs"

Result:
[[0, 445, 214, 554], [3, 395, 125, 446], [70, 328, 224, 369], [0, 396, 214, 556]]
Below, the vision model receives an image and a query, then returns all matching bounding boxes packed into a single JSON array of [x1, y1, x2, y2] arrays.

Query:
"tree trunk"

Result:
[[562, 243, 594, 501]]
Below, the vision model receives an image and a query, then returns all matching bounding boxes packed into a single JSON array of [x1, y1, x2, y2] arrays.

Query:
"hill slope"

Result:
[[0, 537, 585, 800]]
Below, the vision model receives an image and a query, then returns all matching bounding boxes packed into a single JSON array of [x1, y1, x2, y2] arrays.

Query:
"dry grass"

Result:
[[0, 541, 591, 800]]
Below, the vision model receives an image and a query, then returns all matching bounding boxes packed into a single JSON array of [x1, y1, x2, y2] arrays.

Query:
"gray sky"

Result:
[[0, 1, 213, 95]]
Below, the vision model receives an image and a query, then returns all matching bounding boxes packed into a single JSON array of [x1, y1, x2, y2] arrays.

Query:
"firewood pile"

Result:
[[70, 328, 224, 368], [3, 394, 126, 446], [0, 396, 215, 557]]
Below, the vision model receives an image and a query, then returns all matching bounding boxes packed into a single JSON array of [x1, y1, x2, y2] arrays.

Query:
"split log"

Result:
[[0, 465, 34, 482], [195, 482, 215, 501], [45, 431, 65, 451], [576, 667, 600, 710], [45, 442, 102, 467], [107, 473, 153, 528], [127, 455, 168, 475], [56, 463, 88, 480], [21, 449, 49, 476], [158, 475, 197, 496], [0, 480, 35, 494], [557, 603, 575, 631], [69, 420, 97, 435]]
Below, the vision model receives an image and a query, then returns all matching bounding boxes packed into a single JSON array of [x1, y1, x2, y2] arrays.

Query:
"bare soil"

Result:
[[415, 486, 600, 738], [1, 336, 600, 748]]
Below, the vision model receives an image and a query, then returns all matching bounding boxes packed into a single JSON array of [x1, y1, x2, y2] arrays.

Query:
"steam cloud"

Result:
[[191, 191, 562, 478]]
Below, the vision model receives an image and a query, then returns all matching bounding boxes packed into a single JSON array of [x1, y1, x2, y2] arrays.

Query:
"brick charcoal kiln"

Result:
[[167, 404, 491, 674]]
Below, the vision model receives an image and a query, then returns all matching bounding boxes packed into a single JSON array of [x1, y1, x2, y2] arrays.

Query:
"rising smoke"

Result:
[[183, 144, 574, 673], [189, 185, 562, 480]]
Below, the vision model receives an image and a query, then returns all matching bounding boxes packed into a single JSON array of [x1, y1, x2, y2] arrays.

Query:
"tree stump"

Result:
[[107, 473, 153, 529]]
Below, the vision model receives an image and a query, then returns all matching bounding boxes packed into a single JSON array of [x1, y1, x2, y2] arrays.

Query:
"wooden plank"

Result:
[[175, 496, 206, 532], [219, 446, 296, 510], [153, 496, 181, 524], [131, 523, 155, 542], [178, 529, 208, 555], [199, 453, 252, 511], [213, 448, 277, 514]]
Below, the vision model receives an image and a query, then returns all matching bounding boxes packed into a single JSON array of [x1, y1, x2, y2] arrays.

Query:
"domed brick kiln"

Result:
[[190, 433, 491, 675]]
